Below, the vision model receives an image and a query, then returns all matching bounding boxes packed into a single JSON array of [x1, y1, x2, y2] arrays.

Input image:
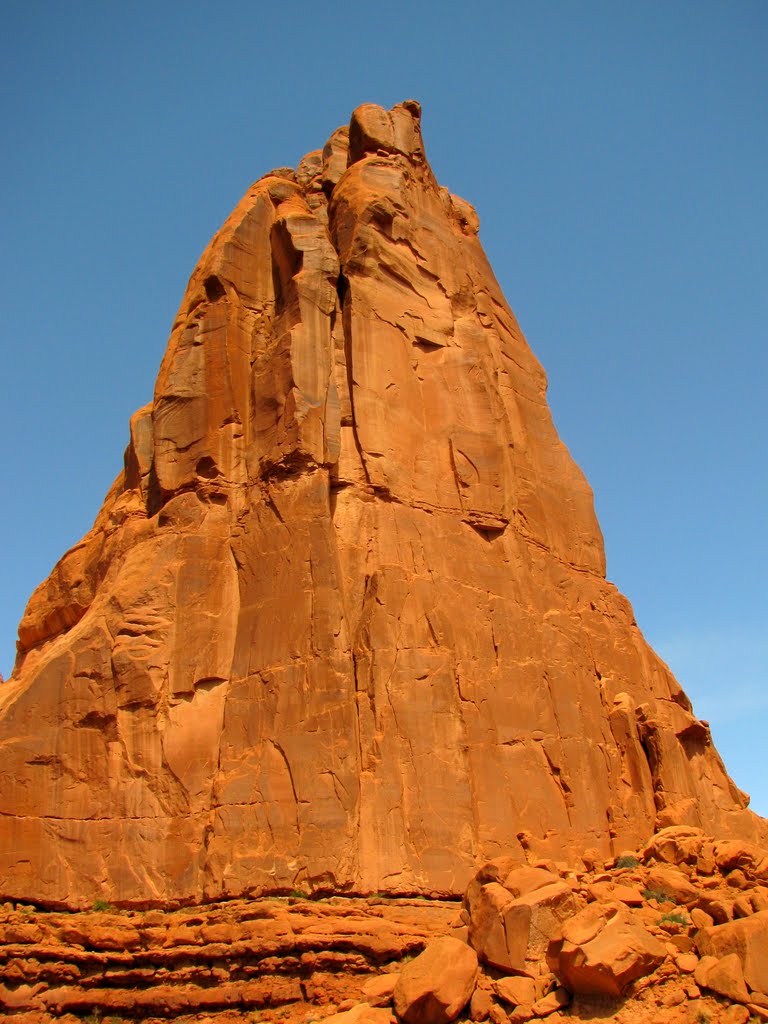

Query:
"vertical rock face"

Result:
[[0, 102, 764, 908]]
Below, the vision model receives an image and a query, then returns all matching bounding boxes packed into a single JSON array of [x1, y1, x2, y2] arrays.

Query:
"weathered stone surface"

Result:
[[501, 867, 561, 898], [469, 986, 493, 1021], [362, 974, 399, 1007], [1, 100, 766, 908], [646, 865, 700, 907], [0, 895, 454, 1021], [4, 838, 768, 1024], [509, 881, 581, 957], [696, 953, 749, 1003], [393, 936, 478, 1024], [493, 976, 536, 1006], [466, 882, 530, 972], [696, 911, 768, 993], [324, 1005, 395, 1024], [551, 906, 666, 996]]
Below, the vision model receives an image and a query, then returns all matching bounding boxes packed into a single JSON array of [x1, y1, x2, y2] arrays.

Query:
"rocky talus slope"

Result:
[[2, 826, 768, 1023], [1, 100, 764, 909]]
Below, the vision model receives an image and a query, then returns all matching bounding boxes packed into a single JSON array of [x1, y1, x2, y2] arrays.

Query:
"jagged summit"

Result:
[[0, 102, 763, 909]]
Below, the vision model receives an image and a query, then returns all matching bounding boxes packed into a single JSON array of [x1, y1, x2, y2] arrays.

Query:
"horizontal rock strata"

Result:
[[3, 828, 768, 1024], [0, 101, 765, 908]]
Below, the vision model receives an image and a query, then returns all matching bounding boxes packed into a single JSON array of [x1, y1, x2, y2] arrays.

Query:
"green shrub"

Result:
[[659, 910, 689, 926], [616, 854, 639, 869], [641, 888, 677, 905], [92, 898, 114, 913]]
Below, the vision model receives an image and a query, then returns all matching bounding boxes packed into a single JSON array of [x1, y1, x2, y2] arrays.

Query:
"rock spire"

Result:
[[0, 102, 763, 908]]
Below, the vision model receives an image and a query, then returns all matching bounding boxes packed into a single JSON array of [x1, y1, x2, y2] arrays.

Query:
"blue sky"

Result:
[[1, 1, 766, 816]]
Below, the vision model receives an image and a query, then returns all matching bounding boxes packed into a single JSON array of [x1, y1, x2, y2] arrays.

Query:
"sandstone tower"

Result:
[[1, 102, 762, 908]]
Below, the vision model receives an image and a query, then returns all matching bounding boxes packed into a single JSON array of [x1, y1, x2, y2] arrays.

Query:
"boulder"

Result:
[[643, 827, 707, 867], [393, 936, 478, 1024], [492, 976, 536, 1006], [551, 906, 666, 996], [696, 910, 768, 993], [509, 882, 581, 956], [501, 867, 561, 898], [646, 864, 699, 906], [468, 987, 493, 1022], [466, 882, 530, 972], [530, 987, 569, 1017], [362, 974, 399, 1007], [323, 1006, 395, 1024], [696, 953, 749, 1003]]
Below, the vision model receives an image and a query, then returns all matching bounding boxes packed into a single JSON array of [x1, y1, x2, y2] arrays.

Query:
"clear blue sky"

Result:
[[1, 1, 766, 816]]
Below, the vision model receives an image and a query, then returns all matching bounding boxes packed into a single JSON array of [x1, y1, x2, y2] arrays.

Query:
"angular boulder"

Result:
[[646, 864, 699, 907], [393, 936, 478, 1024], [323, 1006, 394, 1024], [696, 953, 750, 1003], [696, 911, 768, 993], [362, 975, 399, 1008], [466, 882, 531, 972], [550, 906, 666, 997], [507, 881, 580, 956]]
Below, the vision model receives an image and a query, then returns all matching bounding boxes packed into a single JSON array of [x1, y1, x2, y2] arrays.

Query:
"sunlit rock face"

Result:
[[1, 101, 763, 908]]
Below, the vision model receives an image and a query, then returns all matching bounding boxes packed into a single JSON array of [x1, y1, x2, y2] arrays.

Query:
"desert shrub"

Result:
[[616, 854, 639, 869], [659, 910, 689, 926], [92, 898, 114, 912], [642, 888, 677, 904]]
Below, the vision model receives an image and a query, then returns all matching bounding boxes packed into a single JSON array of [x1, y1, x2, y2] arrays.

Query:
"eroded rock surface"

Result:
[[4, 827, 768, 1024], [1, 101, 765, 908]]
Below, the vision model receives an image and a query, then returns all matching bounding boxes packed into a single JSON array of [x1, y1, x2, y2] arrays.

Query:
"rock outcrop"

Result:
[[4, 826, 768, 1024], [0, 101, 765, 908]]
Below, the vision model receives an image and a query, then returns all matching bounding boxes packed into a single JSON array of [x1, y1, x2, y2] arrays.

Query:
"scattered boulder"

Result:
[[530, 986, 569, 1017], [466, 882, 530, 972], [696, 910, 768, 993], [393, 936, 479, 1024], [696, 953, 750, 1003], [646, 864, 699, 906], [324, 1005, 395, 1024], [511, 882, 581, 957], [492, 975, 537, 1007], [466, 872, 579, 971], [362, 974, 399, 1007], [468, 987, 493, 1022], [501, 867, 561, 898], [549, 906, 666, 997], [643, 827, 707, 867], [715, 840, 768, 879]]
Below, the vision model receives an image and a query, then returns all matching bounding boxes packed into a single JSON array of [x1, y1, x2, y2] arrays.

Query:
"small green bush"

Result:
[[92, 898, 114, 913], [641, 888, 676, 905], [615, 854, 639, 869], [659, 910, 688, 926]]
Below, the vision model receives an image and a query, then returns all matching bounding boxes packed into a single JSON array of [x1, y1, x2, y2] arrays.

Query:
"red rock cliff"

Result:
[[1, 102, 763, 908]]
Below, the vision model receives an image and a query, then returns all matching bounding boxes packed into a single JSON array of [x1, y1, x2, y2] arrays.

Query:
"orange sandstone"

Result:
[[0, 101, 764, 909]]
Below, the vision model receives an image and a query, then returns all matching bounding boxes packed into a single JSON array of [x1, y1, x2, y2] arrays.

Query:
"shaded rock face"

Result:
[[0, 101, 764, 908]]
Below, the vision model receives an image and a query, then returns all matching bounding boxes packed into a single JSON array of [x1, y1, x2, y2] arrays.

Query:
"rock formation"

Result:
[[0, 101, 764, 909], [4, 825, 768, 1023]]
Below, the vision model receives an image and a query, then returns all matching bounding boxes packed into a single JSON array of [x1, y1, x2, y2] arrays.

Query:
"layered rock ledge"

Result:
[[2, 827, 768, 1024]]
